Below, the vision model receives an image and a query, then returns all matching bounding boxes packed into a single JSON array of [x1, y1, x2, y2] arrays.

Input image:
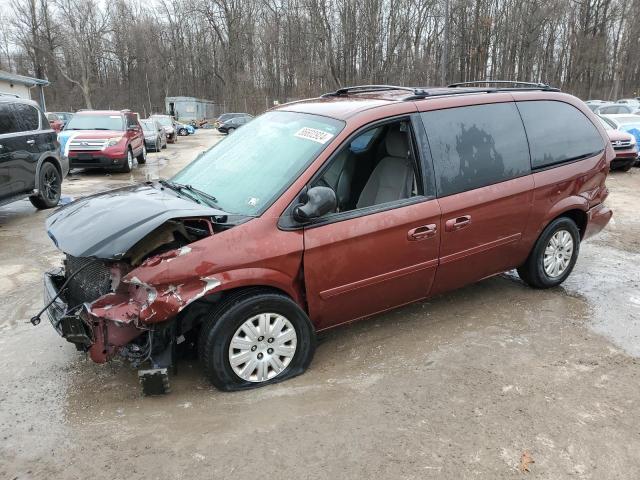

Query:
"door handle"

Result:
[[407, 224, 437, 241], [26, 139, 36, 145], [445, 215, 472, 232]]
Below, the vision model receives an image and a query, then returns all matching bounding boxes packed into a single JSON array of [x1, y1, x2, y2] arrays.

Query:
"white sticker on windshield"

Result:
[[294, 127, 334, 144]]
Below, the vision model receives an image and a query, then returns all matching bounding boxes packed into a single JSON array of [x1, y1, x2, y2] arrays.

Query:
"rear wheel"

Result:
[[178, 127, 187, 136], [198, 290, 316, 391], [517, 217, 580, 289], [29, 162, 61, 209], [227, 127, 235, 134]]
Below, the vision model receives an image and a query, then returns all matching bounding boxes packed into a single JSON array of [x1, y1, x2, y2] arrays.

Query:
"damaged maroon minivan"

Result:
[[39, 82, 613, 394]]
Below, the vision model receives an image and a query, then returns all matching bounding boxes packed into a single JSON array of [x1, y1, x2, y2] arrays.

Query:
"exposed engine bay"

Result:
[[41, 182, 247, 394]]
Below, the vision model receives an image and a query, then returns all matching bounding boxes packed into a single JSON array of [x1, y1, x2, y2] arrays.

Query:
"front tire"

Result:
[[178, 128, 187, 136], [120, 148, 133, 173], [198, 290, 316, 391], [517, 217, 580, 289], [137, 144, 147, 164], [29, 162, 61, 209]]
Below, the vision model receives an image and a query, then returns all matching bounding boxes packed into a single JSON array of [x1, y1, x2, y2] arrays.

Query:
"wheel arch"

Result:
[[208, 268, 306, 310], [34, 154, 63, 190], [542, 196, 589, 239], [556, 208, 588, 239]]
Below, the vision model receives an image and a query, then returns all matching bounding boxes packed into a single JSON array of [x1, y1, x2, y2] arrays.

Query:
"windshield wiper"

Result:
[[159, 180, 219, 208]]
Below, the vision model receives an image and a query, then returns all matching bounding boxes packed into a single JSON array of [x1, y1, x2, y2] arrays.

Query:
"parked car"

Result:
[[59, 109, 146, 173], [0, 95, 67, 209], [584, 100, 608, 112], [596, 115, 638, 171], [149, 115, 177, 143], [217, 114, 253, 134], [616, 98, 640, 108], [596, 114, 640, 164], [40, 83, 613, 394], [213, 113, 246, 129], [595, 103, 639, 115], [175, 122, 195, 136], [140, 119, 167, 152]]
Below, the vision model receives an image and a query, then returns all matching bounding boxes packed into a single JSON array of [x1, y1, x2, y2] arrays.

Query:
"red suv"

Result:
[[40, 82, 613, 394], [61, 110, 146, 172]]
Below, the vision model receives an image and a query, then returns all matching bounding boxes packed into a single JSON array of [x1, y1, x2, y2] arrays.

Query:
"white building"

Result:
[[0, 70, 49, 109]]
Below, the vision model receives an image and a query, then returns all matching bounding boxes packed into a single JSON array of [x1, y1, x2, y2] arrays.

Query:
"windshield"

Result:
[[65, 114, 124, 131], [597, 116, 613, 130], [172, 111, 344, 216], [151, 116, 173, 127], [140, 120, 156, 131]]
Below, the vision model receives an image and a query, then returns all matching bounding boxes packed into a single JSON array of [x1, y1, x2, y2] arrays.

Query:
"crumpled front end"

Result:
[[44, 265, 143, 363], [43, 231, 223, 364]]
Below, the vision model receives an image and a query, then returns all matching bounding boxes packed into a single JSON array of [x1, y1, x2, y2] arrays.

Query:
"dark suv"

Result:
[[0, 95, 66, 209], [59, 110, 146, 172], [41, 82, 613, 394], [217, 114, 253, 134]]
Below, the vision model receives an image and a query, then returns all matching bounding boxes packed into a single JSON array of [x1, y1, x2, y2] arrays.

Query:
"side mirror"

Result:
[[293, 186, 337, 222]]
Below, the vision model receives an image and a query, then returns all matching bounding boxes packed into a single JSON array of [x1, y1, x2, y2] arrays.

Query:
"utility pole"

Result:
[[441, 0, 450, 86]]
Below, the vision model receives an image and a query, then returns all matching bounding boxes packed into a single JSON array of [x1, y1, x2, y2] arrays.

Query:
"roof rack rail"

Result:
[[448, 80, 557, 90], [322, 85, 422, 97]]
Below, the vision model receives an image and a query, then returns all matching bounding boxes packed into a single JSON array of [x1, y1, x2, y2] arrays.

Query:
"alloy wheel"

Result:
[[543, 229, 574, 278], [228, 313, 298, 382], [42, 168, 59, 202]]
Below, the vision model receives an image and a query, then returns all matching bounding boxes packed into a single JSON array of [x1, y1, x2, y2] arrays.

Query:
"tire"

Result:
[[178, 128, 187, 136], [137, 144, 147, 164], [29, 162, 61, 209], [198, 289, 316, 391], [227, 127, 235, 134], [621, 163, 632, 172], [517, 217, 581, 289], [120, 148, 133, 173]]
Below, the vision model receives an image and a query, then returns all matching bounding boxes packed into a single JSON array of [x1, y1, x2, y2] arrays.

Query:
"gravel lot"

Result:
[[1, 129, 639, 479]]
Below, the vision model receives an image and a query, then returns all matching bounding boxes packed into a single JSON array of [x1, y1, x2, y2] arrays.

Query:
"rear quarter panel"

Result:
[[510, 91, 613, 258]]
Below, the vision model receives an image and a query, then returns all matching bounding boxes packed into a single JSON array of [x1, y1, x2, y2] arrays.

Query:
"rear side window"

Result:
[[0, 103, 20, 134], [421, 102, 530, 197], [517, 101, 604, 169], [13, 103, 40, 131]]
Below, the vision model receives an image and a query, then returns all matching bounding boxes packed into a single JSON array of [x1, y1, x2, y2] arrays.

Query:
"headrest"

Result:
[[385, 127, 409, 158]]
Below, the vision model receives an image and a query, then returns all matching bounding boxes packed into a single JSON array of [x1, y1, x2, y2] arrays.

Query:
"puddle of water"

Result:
[[562, 242, 640, 356]]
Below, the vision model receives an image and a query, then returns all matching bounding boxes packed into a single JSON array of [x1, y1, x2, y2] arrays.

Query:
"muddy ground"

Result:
[[1, 129, 639, 479]]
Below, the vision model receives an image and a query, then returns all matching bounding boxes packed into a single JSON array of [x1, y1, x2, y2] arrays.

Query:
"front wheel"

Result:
[[178, 128, 187, 136], [198, 290, 316, 391], [29, 162, 61, 209], [137, 144, 147, 164], [120, 149, 133, 173], [227, 127, 235, 134], [517, 217, 580, 289]]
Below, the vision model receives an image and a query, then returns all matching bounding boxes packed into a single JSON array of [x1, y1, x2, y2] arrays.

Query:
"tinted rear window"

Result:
[[421, 102, 531, 196], [13, 103, 39, 131], [0, 103, 20, 134], [517, 101, 604, 168]]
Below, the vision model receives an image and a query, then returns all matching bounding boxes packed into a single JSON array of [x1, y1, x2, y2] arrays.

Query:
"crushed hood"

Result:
[[46, 183, 226, 259]]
